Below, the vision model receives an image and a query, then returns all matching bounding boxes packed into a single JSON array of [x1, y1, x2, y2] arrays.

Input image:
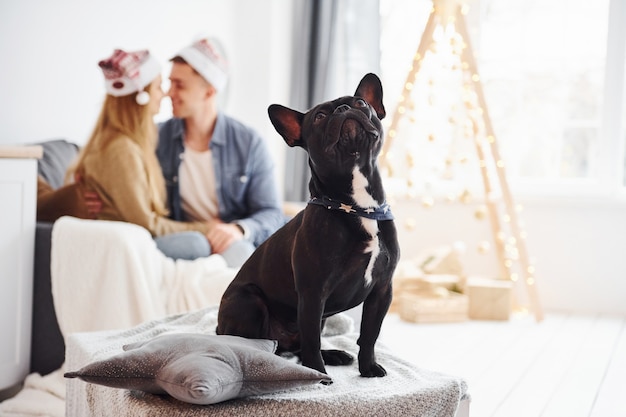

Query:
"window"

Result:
[[379, 0, 626, 198]]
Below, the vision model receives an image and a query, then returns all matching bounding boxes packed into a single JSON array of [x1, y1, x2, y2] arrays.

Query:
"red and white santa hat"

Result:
[[175, 38, 228, 92], [98, 49, 161, 104]]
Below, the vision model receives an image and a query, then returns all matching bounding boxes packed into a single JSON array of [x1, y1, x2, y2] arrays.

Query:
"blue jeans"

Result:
[[154, 231, 255, 268]]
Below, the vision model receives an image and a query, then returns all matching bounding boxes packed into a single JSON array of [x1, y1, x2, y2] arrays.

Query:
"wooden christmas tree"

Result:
[[381, 0, 543, 321]]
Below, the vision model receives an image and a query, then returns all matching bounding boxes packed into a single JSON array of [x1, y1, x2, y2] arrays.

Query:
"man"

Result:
[[156, 38, 285, 267]]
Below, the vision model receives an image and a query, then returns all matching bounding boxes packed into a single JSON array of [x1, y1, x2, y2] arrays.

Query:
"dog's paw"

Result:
[[321, 349, 354, 366], [359, 362, 387, 378]]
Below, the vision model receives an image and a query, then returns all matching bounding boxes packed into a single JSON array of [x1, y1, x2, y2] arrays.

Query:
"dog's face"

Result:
[[268, 74, 386, 177]]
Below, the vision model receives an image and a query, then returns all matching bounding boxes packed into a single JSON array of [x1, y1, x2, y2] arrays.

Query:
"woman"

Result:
[[67, 49, 212, 260]]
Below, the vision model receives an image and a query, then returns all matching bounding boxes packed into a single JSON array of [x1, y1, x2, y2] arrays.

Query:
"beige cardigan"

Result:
[[81, 136, 208, 237]]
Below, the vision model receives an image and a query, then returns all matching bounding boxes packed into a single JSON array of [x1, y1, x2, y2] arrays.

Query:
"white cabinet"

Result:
[[0, 146, 41, 390]]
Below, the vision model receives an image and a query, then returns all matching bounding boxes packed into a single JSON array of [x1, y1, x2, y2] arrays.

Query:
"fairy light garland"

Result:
[[381, 0, 543, 321]]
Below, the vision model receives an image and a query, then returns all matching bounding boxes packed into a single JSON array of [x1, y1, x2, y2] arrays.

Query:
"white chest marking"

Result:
[[352, 167, 380, 286]]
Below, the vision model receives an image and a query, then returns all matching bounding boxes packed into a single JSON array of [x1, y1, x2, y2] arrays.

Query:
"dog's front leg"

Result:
[[357, 282, 393, 377], [297, 294, 327, 375]]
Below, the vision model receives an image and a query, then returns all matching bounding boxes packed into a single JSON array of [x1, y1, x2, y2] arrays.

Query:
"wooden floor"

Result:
[[378, 312, 626, 417]]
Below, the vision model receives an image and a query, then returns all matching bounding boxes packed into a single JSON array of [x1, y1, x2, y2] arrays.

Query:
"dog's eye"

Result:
[[314, 112, 326, 122], [355, 99, 367, 108]]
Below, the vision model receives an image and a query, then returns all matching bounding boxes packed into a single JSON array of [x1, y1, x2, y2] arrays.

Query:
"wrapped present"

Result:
[[392, 260, 425, 283], [389, 260, 425, 313], [390, 259, 463, 313], [467, 277, 512, 321], [420, 274, 464, 292], [414, 242, 466, 276], [397, 289, 468, 323], [390, 246, 467, 315]]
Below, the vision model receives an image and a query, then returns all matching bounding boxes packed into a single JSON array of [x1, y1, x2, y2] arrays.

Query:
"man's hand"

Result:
[[206, 221, 244, 254]]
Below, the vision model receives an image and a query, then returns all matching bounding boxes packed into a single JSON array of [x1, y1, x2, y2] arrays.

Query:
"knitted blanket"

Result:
[[65, 307, 469, 417]]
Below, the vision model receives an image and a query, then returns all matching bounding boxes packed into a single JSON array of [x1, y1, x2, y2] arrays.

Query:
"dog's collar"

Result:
[[308, 196, 394, 221]]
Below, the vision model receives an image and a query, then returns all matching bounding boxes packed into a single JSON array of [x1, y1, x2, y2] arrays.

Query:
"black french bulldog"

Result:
[[217, 73, 399, 380]]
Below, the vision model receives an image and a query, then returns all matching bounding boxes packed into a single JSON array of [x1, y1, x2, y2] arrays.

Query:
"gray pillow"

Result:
[[64, 333, 331, 405], [35, 139, 79, 189]]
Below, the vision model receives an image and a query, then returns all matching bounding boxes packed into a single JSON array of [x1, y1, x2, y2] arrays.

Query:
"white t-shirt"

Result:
[[179, 148, 219, 222]]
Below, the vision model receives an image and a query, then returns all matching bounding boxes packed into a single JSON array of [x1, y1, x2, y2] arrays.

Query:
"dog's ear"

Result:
[[268, 104, 305, 148], [354, 73, 386, 121]]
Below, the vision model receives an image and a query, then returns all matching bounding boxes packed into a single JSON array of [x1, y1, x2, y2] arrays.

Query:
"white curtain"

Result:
[[283, 0, 381, 202]]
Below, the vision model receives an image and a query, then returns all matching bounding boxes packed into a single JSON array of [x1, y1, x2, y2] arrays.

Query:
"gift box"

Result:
[[390, 260, 422, 313], [414, 243, 466, 276], [390, 259, 463, 313], [397, 290, 468, 323], [466, 277, 512, 320]]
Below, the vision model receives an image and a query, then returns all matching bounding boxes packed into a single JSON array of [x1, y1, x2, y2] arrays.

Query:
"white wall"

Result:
[[0, 0, 292, 185], [394, 195, 626, 315], [521, 197, 626, 315]]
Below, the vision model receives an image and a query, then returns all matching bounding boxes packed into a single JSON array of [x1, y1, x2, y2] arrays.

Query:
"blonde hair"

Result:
[[68, 87, 168, 216]]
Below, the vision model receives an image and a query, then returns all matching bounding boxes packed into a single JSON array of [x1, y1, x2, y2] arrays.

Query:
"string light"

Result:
[[421, 196, 435, 208], [381, 0, 541, 321], [474, 205, 487, 219], [478, 241, 491, 254]]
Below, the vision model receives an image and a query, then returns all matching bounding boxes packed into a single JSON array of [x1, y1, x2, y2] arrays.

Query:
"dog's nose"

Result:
[[334, 104, 351, 114]]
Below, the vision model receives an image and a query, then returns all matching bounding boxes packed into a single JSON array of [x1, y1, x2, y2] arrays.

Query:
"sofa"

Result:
[[31, 139, 80, 375], [28, 139, 315, 376], [28, 138, 289, 375]]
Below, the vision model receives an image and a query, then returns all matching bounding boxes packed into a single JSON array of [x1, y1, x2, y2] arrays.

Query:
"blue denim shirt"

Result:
[[157, 114, 285, 247]]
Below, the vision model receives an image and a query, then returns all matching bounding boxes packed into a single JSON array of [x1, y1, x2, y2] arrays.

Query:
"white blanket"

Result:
[[0, 370, 65, 417], [50, 216, 238, 336], [0, 216, 238, 417]]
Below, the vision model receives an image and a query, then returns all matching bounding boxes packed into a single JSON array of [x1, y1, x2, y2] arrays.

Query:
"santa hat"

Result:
[[98, 49, 161, 105], [175, 38, 228, 91]]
